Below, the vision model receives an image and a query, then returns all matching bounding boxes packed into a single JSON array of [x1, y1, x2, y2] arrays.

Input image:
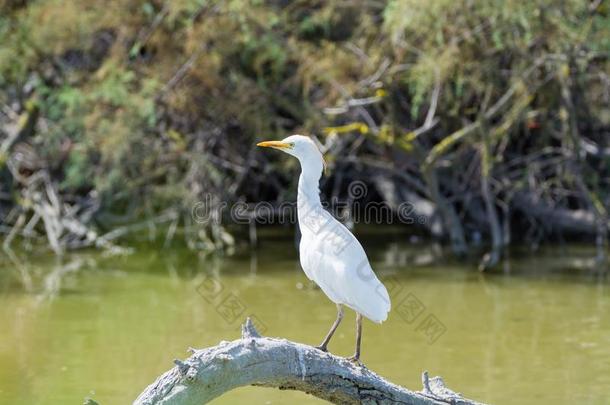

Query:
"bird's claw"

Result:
[[315, 345, 328, 352], [346, 355, 364, 367]]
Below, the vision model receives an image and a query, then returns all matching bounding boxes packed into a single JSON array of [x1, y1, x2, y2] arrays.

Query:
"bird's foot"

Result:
[[346, 355, 364, 367], [315, 344, 328, 352]]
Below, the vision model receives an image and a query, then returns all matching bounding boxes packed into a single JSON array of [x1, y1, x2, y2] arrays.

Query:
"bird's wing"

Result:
[[331, 253, 391, 324], [300, 235, 346, 303]]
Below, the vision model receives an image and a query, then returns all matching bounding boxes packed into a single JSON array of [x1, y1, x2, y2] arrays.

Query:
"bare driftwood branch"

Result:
[[373, 176, 444, 237], [134, 318, 485, 405], [513, 191, 610, 235], [0, 99, 39, 162]]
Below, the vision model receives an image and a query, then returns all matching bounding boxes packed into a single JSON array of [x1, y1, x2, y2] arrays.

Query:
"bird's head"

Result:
[[257, 135, 325, 168]]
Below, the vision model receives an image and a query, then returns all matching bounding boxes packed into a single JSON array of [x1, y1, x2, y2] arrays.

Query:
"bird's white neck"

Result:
[[297, 154, 323, 210]]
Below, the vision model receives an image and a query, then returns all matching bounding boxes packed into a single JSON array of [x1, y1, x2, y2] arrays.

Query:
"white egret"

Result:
[[257, 135, 391, 362]]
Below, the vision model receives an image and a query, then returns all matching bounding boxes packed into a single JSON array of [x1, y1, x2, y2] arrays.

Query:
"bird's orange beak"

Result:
[[257, 140, 291, 149]]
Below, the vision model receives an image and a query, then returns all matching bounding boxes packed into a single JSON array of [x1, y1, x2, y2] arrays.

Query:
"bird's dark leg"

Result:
[[315, 304, 343, 352], [347, 312, 363, 363]]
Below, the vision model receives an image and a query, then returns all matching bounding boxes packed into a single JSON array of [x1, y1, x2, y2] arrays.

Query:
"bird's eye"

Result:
[[290, 142, 295, 148]]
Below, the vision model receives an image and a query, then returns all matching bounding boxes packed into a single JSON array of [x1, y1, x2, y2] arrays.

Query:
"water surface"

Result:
[[0, 231, 609, 404]]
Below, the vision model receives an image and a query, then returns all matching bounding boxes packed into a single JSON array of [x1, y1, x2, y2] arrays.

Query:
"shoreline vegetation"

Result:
[[1, 1, 609, 269]]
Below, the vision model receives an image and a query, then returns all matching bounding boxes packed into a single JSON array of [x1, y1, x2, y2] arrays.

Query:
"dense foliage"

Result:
[[1, 1, 609, 264]]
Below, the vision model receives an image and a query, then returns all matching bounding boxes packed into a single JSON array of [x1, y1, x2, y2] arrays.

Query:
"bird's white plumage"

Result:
[[299, 218, 391, 323], [276, 135, 391, 323]]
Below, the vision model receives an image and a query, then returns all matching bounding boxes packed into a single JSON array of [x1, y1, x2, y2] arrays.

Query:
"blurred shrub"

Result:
[[0, 0, 608, 244]]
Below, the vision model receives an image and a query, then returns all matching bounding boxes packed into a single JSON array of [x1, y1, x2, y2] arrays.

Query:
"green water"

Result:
[[1, 231, 609, 405]]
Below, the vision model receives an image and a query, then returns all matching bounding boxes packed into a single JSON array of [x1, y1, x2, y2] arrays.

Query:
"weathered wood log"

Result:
[[373, 176, 444, 237], [134, 318, 485, 405], [513, 191, 609, 235]]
